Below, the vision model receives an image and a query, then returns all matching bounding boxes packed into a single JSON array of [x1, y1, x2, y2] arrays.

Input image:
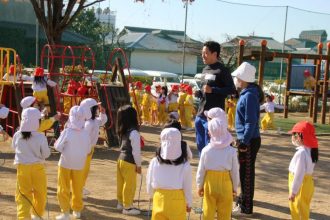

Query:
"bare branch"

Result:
[[60, 0, 79, 30], [82, 0, 105, 9]]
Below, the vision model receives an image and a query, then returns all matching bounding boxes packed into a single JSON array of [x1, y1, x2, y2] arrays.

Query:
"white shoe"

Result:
[[232, 205, 252, 217], [122, 207, 141, 215], [73, 211, 81, 219], [31, 215, 42, 220], [116, 203, 123, 210], [83, 188, 90, 195], [56, 213, 70, 220]]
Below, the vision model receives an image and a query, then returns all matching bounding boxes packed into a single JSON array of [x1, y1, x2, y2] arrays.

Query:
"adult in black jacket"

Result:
[[195, 41, 236, 154]]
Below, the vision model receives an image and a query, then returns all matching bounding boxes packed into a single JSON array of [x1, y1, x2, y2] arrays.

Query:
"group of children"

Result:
[[129, 82, 195, 130]]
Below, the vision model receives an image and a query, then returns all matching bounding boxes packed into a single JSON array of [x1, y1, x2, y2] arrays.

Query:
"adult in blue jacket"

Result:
[[231, 62, 264, 216]]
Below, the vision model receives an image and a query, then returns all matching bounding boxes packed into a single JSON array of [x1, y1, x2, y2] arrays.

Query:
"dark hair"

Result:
[[249, 83, 264, 104], [21, 131, 32, 140], [293, 132, 318, 163], [34, 76, 47, 86], [91, 105, 98, 120], [159, 86, 168, 98], [164, 118, 181, 131], [156, 140, 188, 165], [116, 105, 139, 138], [204, 41, 221, 58]]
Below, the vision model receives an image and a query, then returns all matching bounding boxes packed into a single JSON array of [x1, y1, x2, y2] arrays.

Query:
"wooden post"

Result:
[[258, 40, 267, 88], [322, 43, 330, 124], [312, 43, 323, 123], [238, 40, 245, 66], [284, 56, 292, 118]]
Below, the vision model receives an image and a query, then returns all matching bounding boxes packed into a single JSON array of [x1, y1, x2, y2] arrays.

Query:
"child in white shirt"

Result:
[[196, 107, 239, 220], [288, 121, 318, 220], [12, 107, 50, 220], [147, 127, 192, 220], [54, 106, 91, 220], [260, 94, 284, 131]]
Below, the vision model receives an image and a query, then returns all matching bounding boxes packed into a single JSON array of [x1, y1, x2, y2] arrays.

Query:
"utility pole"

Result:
[[279, 6, 288, 104], [181, 0, 189, 82]]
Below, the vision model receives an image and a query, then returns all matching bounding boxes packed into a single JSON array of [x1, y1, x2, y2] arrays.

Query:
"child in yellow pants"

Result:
[[227, 94, 237, 131], [178, 84, 187, 128], [260, 94, 284, 131], [288, 121, 318, 220], [183, 85, 194, 130], [196, 108, 239, 220], [54, 106, 91, 220], [147, 127, 192, 220], [157, 86, 168, 126], [80, 98, 107, 197], [141, 85, 152, 125], [12, 107, 50, 220], [116, 105, 142, 215]]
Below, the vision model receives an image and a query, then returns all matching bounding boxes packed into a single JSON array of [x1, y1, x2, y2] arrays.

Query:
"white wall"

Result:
[[130, 51, 197, 74]]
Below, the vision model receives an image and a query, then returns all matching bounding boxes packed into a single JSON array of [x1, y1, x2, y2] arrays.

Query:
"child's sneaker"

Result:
[[83, 188, 90, 195], [116, 203, 123, 210], [232, 205, 252, 217], [122, 207, 141, 215], [73, 211, 81, 219], [56, 213, 70, 220], [31, 215, 42, 220]]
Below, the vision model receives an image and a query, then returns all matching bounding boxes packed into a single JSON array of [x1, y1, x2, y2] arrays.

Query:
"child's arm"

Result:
[[46, 79, 57, 87], [130, 130, 142, 168], [230, 148, 240, 194], [54, 130, 68, 153], [183, 163, 193, 210], [96, 106, 108, 126], [274, 104, 284, 110], [291, 151, 307, 197], [260, 103, 266, 111], [186, 144, 193, 160], [146, 158, 155, 196], [40, 135, 51, 159], [196, 150, 206, 196]]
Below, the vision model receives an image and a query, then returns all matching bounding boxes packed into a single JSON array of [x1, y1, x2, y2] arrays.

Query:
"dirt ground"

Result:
[[0, 117, 329, 220]]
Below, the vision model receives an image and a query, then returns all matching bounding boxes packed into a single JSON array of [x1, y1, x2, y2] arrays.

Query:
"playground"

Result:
[[0, 113, 330, 220]]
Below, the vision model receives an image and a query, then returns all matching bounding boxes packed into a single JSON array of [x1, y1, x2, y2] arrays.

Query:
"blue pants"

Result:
[[195, 115, 210, 154]]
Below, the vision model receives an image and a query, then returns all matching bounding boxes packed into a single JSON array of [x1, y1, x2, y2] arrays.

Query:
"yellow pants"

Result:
[[33, 90, 49, 105], [184, 106, 193, 128], [152, 189, 186, 220], [203, 171, 233, 220], [178, 106, 186, 127], [158, 103, 167, 125], [83, 146, 95, 186], [227, 108, 235, 130], [261, 112, 275, 130], [288, 173, 314, 220], [63, 96, 76, 114], [38, 118, 55, 133], [142, 105, 151, 124], [168, 103, 179, 112], [16, 164, 47, 220], [117, 160, 137, 208], [57, 166, 84, 213]]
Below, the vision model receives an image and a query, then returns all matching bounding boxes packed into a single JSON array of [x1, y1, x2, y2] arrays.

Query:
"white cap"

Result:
[[169, 111, 179, 120], [208, 118, 233, 148], [231, 62, 256, 83], [20, 107, 41, 132], [204, 107, 227, 127], [0, 106, 9, 119], [67, 106, 86, 130], [160, 128, 182, 160], [20, 96, 36, 109], [80, 98, 99, 109]]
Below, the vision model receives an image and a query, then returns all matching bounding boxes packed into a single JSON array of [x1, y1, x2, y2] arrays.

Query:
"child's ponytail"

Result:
[[311, 148, 318, 163], [21, 131, 31, 140]]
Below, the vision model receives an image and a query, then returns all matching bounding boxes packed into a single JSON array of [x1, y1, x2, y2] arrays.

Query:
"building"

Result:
[[222, 35, 294, 80], [119, 26, 202, 75], [299, 30, 327, 44], [0, 0, 92, 66]]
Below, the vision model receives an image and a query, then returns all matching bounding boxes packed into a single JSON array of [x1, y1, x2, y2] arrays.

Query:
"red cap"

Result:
[[66, 84, 75, 95], [135, 81, 142, 90], [185, 85, 193, 95], [77, 85, 88, 96], [9, 65, 15, 75], [145, 85, 151, 92], [304, 69, 311, 77], [171, 84, 179, 92], [34, 67, 44, 77], [180, 83, 188, 90], [289, 121, 318, 148]]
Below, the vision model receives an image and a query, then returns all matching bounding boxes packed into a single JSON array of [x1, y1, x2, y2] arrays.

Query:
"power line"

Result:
[[215, 0, 330, 16]]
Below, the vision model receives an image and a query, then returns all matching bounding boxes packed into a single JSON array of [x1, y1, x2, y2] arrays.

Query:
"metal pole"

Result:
[[278, 6, 288, 104], [181, 0, 189, 83], [36, 9, 39, 66]]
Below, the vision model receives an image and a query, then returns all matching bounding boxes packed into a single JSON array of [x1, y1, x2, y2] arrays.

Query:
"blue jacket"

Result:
[[235, 84, 260, 145]]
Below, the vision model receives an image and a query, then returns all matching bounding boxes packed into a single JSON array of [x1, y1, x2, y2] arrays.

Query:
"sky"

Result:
[[97, 0, 330, 43]]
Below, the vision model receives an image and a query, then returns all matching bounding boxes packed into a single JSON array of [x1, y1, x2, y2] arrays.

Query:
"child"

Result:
[[183, 85, 194, 130], [12, 107, 50, 220], [20, 96, 60, 133], [168, 84, 179, 113], [63, 80, 78, 114], [196, 108, 239, 220], [157, 86, 168, 126], [2, 64, 16, 81], [116, 105, 142, 215], [303, 69, 316, 90], [288, 121, 318, 220], [141, 85, 152, 125], [80, 98, 108, 196], [146, 127, 192, 220], [178, 84, 187, 128], [260, 94, 284, 131], [54, 106, 91, 220], [227, 92, 238, 131], [130, 81, 143, 120], [150, 86, 160, 126]]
